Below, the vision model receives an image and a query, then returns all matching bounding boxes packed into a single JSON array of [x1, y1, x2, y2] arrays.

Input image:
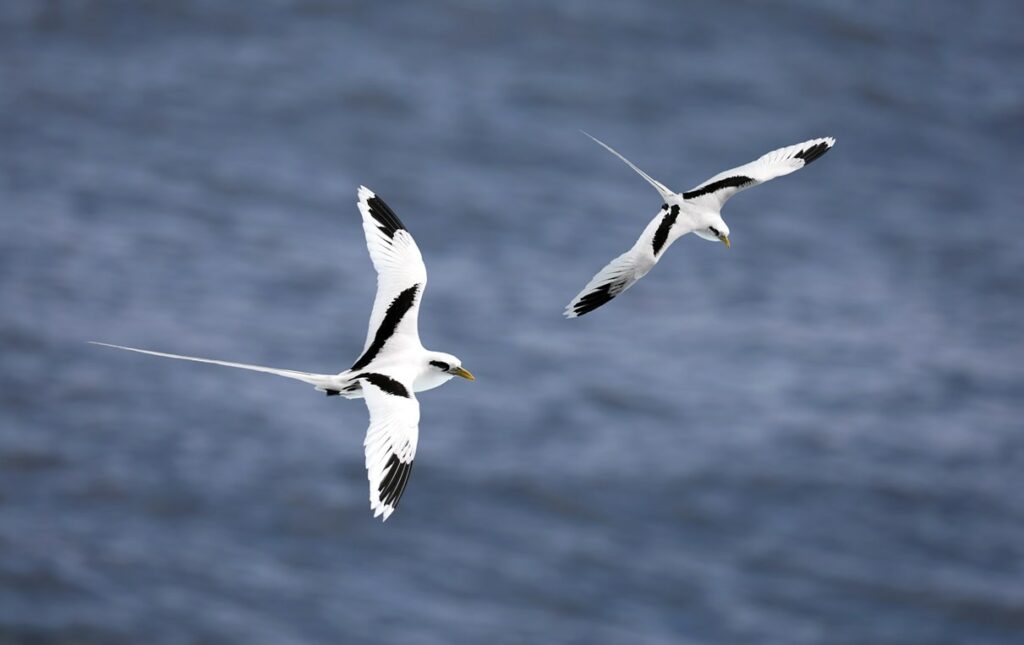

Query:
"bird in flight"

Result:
[[565, 133, 835, 317], [92, 186, 475, 521]]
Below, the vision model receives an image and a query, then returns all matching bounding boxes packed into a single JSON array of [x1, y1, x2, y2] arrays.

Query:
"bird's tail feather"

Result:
[[88, 342, 339, 389], [581, 131, 676, 203]]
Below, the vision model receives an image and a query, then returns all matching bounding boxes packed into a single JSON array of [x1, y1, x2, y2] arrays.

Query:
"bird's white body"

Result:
[[92, 186, 474, 521], [328, 353, 459, 400], [565, 133, 835, 317]]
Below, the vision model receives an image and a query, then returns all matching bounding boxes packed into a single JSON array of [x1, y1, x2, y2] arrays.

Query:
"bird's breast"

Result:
[[413, 371, 452, 393]]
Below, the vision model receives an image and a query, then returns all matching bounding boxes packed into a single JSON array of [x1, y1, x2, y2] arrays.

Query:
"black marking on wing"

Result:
[[324, 389, 341, 397], [573, 279, 627, 317], [683, 175, 754, 200], [652, 204, 680, 256], [794, 141, 831, 166], [365, 194, 407, 239], [357, 372, 411, 398], [351, 284, 421, 371], [378, 454, 414, 508]]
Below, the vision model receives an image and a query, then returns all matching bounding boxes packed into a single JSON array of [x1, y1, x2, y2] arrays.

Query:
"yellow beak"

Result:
[[451, 366, 475, 381], [720, 235, 731, 248]]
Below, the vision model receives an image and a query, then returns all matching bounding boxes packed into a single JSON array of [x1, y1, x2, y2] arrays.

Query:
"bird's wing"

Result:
[[351, 187, 428, 371], [582, 131, 676, 204], [682, 137, 835, 210], [564, 206, 675, 318], [359, 372, 420, 521], [88, 342, 338, 389]]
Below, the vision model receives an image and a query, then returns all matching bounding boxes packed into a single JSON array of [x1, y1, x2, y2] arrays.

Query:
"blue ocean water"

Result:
[[2, 1, 1023, 643]]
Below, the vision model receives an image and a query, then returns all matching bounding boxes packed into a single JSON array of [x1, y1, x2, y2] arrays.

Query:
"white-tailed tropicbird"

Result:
[[91, 186, 474, 521], [565, 133, 835, 317]]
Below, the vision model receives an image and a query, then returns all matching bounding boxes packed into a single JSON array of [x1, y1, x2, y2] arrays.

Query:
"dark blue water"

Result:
[[2, 1, 1023, 643]]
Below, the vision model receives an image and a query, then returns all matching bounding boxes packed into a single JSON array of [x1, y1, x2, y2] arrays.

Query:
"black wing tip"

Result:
[[569, 282, 619, 317], [794, 140, 834, 166], [359, 187, 407, 239], [378, 454, 414, 509]]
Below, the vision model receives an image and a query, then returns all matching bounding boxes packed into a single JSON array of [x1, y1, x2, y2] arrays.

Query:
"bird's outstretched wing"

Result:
[[682, 137, 835, 210], [564, 249, 645, 318], [351, 187, 428, 371], [88, 342, 338, 389], [359, 372, 419, 521], [564, 205, 673, 318]]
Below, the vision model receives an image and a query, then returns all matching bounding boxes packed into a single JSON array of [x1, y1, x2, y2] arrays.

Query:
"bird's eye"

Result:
[[708, 226, 720, 236], [429, 360, 450, 371]]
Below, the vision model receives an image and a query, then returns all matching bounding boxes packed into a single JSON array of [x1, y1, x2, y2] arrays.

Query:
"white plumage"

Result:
[[565, 133, 835, 317], [92, 186, 474, 521]]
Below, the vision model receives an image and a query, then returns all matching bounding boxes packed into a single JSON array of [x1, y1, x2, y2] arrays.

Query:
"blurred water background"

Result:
[[2, 1, 1023, 643]]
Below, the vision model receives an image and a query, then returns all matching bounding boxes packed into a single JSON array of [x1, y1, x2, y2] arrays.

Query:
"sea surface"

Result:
[[2, 1, 1023, 643]]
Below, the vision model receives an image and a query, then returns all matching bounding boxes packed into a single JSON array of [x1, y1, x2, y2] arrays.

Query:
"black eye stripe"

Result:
[[709, 226, 720, 236], [429, 360, 450, 371]]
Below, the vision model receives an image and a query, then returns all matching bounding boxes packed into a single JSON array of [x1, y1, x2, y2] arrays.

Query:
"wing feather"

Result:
[[360, 374, 419, 521], [682, 137, 835, 210], [354, 187, 427, 365], [564, 207, 670, 318]]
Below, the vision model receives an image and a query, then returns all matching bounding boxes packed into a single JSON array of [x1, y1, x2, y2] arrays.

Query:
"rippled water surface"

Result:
[[2, 1, 1023, 643]]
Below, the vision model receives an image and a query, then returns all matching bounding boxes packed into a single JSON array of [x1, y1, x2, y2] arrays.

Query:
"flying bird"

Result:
[[92, 186, 474, 521], [565, 133, 835, 317]]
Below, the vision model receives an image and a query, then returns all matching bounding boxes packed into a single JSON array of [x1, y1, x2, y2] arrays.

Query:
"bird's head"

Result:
[[693, 215, 731, 248], [427, 352, 475, 382]]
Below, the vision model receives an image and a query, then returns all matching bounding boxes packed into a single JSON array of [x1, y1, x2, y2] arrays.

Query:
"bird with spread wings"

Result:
[[565, 133, 835, 318], [93, 186, 474, 521]]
